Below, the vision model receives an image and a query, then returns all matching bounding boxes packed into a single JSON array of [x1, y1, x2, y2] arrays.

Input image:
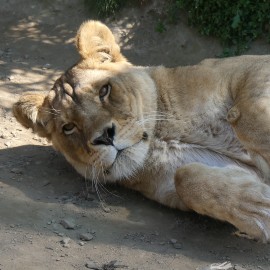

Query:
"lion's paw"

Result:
[[232, 183, 270, 242]]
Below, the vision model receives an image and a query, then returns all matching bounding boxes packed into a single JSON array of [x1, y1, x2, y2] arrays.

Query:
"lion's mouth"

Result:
[[104, 148, 125, 175], [115, 148, 124, 159], [103, 132, 148, 176]]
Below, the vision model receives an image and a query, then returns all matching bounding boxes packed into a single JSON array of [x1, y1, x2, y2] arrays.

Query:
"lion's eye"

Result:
[[62, 123, 77, 135], [99, 84, 111, 100]]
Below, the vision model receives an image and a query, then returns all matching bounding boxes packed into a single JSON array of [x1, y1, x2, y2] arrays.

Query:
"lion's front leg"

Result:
[[174, 163, 270, 242]]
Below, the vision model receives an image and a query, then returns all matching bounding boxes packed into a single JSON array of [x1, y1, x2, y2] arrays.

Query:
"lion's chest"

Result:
[[148, 139, 251, 172], [152, 94, 253, 166], [131, 138, 254, 209]]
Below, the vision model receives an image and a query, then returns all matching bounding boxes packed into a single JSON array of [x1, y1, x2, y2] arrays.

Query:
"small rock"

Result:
[[173, 243, 182, 249], [85, 261, 99, 269], [234, 266, 247, 270], [0, 133, 8, 139], [170, 238, 177, 244], [60, 237, 70, 244], [4, 141, 11, 147], [7, 75, 14, 81], [60, 219, 75, 230], [79, 233, 94, 241], [79, 241, 84, 246], [60, 237, 71, 248], [10, 168, 23, 174], [101, 205, 111, 213], [197, 262, 233, 270], [42, 63, 51, 70], [28, 22, 36, 27]]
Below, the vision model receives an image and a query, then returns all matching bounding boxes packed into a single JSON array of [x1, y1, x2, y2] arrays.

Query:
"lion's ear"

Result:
[[75, 20, 127, 63], [13, 92, 53, 139]]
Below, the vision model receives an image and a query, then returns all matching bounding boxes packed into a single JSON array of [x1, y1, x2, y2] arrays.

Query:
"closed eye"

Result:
[[62, 123, 77, 135]]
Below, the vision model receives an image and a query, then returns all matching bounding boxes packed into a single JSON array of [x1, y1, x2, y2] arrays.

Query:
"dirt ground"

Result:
[[1, 1, 270, 269]]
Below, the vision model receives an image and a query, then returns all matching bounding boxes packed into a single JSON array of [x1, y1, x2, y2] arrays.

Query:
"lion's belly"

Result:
[[133, 139, 258, 210]]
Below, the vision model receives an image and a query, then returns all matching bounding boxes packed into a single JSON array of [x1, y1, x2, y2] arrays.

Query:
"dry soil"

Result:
[[1, 1, 270, 269]]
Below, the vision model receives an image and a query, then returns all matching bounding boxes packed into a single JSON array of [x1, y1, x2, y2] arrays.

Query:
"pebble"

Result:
[[170, 238, 177, 244], [42, 63, 51, 70], [60, 219, 75, 230], [173, 243, 182, 249], [85, 261, 99, 269], [102, 205, 111, 213], [197, 262, 233, 270], [60, 237, 71, 248], [7, 75, 14, 81], [234, 266, 247, 270], [79, 233, 94, 241], [0, 133, 8, 139], [10, 168, 23, 174], [4, 141, 11, 147], [78, 241, 84, 246]]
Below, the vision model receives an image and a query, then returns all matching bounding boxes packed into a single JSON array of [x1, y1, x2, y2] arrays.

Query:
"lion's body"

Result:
[[13, 21, 270, 242], [122, 56, 270, 208]]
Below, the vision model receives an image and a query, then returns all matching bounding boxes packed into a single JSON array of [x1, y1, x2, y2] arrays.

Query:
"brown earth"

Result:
[[1, 1, 270, 269]]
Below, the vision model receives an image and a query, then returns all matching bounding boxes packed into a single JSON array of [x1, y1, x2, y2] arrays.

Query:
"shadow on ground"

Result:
[[0, 144, 269, 267]]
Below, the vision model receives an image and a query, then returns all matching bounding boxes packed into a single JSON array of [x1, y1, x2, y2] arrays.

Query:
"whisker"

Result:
[[93, 165, 105, 204], [84, 163, 92, 195], [99, 162, 122, 199]]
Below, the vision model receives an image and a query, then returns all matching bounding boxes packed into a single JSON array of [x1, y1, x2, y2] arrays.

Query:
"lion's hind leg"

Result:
[[175, 163, 270, 242]]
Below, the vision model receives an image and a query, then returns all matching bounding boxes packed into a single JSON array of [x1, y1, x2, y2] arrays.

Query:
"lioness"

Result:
[[13, 21, 270, 242]]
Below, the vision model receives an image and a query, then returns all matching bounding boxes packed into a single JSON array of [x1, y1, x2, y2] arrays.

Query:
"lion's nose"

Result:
[[92, 124, 115, 146]]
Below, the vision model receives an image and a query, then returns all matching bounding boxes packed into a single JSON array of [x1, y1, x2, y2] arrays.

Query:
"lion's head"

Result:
[[13, 21, 157, 182]]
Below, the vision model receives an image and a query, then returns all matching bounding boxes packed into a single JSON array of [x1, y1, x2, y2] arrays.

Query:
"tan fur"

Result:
[[13, 20, 270, 242]]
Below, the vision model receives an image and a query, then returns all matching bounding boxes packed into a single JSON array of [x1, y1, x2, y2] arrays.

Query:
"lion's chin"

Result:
[[71, 140, 149, 182], [105, 140, 149, 181]]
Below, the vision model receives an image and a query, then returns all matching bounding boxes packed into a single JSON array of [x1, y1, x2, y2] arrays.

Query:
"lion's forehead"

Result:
[[71, 68, 112, 85]]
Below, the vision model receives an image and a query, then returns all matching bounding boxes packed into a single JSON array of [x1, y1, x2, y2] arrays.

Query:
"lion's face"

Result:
[[13, 21, 157, 182], [47, 66, 155, 181]]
